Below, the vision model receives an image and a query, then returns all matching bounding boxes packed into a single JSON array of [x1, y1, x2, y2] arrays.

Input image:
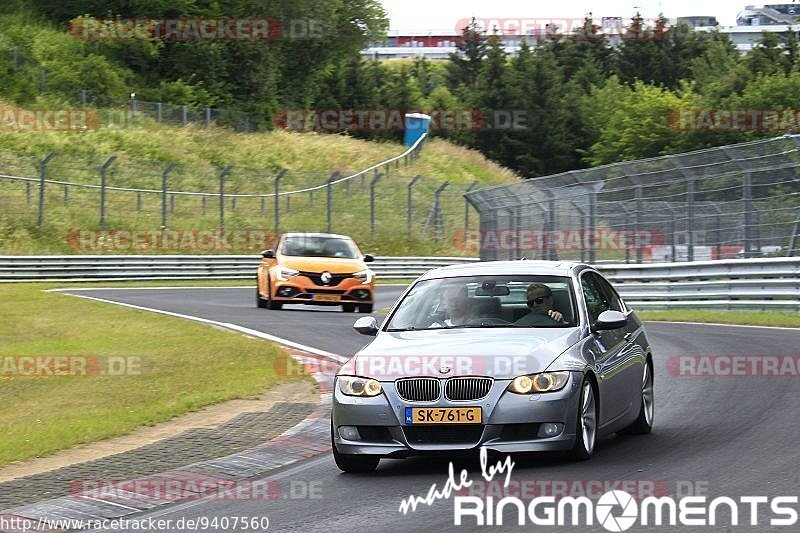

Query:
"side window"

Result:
[[581, 274, 610, 322], [592, 274, 625, 313]]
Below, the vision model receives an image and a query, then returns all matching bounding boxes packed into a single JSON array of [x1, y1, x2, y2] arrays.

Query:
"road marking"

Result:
[[50, 289, 346, 360]]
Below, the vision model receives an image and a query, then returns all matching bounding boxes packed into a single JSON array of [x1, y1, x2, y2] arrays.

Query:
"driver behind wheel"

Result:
[[515, 283, 565, 326]]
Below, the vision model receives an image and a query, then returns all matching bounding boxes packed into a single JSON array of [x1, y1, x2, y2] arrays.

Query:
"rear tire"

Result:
[[569, 377, 597, 461], [331, 423, 379, 473], [620, 360, 654, 435], [342, 304, 356, 313], [358, 304, 373, 313]]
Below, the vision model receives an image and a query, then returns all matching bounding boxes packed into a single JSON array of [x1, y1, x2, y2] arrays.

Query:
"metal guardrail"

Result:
[[1, 256, 797, 311]]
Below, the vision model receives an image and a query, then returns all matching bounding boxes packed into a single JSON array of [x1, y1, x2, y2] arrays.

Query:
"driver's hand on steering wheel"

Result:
[[547, 309, 564, 322]]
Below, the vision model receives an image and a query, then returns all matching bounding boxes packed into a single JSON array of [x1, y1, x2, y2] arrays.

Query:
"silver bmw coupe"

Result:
[[331, 261, 654, 472]]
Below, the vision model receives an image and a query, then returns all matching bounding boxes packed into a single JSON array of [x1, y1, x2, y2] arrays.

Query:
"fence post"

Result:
[[327, 171, 339, 233], [205, 108, 211, 128], [370, 172, 382, 237], [274, 169, 287, 235], [219, 165, 232, 231], [635, 185, 643, 263], [260, 196, 265, 214], [588, 190, 597, 263], [131, 95, 137, 120], [37, 152, 57, 229], [39, 69, 46, 92], [80, 89, 87, 106], [64, 185, 69, 206], [723, 148, 756, 258], [464, 181, 479, 230], [181, 105, 188, 125], [433, 182, 450, 242], [156, 102, 162, 123], [12, 47, 18, 72], [407, 175, 421, 236], [160, 163, 176, 228], [137, 192, 142, 211], [202, 195, 206, 215], [99, 155, 117, 229]]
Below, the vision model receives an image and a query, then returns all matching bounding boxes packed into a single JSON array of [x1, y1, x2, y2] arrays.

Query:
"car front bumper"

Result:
[[331, 371, 583, 456], [271, 276, 373, 305]]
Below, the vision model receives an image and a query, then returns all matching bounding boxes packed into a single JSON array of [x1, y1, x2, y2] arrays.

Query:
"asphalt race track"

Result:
[[54, 286, 800, 532]]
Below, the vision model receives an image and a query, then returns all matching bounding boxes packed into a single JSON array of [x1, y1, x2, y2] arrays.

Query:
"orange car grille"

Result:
[[299, 271, 354, 286]]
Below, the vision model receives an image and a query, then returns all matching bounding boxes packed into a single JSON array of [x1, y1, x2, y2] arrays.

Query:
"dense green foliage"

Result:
[[2, 6, 800, 176]]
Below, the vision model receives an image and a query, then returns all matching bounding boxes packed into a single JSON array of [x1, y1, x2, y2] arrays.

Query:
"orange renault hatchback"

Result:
[[256, 232, 375, 313]]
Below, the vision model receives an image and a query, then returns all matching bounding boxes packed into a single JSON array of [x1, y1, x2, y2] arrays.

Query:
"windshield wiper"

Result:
[[385, 327, 418, 332]]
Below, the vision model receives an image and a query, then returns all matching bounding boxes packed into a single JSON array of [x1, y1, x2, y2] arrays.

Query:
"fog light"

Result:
[[352, 290, 370, 300], [538, 423, 563, 438], [278, 287, 294, 296], [338, 426, 361, 441]]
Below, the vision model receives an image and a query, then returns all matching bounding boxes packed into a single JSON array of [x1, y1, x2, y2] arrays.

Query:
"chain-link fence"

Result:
[[466, 135, 800, 262], [0, 135, 488, 255]]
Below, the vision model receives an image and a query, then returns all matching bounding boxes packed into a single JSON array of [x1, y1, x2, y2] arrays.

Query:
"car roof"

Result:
[[418, 260, 591, 280], [281, 232, 353, 240]]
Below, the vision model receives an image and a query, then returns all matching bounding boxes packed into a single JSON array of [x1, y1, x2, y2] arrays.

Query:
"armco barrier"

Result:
[[0, 256, 797, 310]]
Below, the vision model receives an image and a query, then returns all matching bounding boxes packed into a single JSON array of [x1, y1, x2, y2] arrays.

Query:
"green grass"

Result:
[[639, 309, 800, 328], [0, 106, 519, 256], [0, 283, 307, 467]]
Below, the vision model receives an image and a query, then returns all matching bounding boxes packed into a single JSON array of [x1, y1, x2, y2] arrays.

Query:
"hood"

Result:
[[341, 328, 583, 380], [277, 255, 366, 274]]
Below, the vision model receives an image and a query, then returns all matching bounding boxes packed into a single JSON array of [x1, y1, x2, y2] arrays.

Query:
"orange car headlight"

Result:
[[276, 267, 299, 281], [353, 269, 374, 284]]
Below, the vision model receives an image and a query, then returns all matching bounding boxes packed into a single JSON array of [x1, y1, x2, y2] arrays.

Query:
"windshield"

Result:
[[280, 236, 358, 258], [385, 275, 578, 330]]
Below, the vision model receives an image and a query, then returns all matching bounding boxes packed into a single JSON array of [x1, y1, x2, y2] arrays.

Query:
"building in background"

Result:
[[363, 4, 800, 60]]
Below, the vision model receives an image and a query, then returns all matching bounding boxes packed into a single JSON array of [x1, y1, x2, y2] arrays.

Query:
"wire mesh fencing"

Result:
[[465, 134, 800, 263]]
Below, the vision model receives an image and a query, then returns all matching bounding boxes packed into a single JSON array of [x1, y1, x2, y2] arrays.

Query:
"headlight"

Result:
[[353, 269, 374, 284], [338, 376, 382, 397], [508, 372, 569, 394], [276, 267, 299, 281]]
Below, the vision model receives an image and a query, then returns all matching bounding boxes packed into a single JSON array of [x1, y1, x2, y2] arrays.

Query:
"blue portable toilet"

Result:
[[404, 113, 431, 147]]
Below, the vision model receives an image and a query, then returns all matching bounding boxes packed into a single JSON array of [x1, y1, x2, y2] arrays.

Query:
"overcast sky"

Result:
[[379, 0, 748, 31]]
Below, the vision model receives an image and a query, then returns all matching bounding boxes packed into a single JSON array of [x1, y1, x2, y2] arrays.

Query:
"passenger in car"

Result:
[[515, 283, 566, 326]]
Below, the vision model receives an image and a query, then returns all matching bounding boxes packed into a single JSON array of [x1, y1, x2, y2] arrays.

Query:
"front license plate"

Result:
[[405, 407, 482, 424], [313, 294, 340, 302]]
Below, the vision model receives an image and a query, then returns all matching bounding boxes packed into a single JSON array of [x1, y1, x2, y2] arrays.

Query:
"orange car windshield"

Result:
[[280, 237, 358, 258]]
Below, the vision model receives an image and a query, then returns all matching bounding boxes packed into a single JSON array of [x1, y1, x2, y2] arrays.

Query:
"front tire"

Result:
[[621, 360, 654, 435], [358, 304, 373, 313], [342, 304, 356, 313], [256, 287, 268, 308], [265, 275, 282, 310], [569, 377, 597, 461], [331, 423, 379, 473]]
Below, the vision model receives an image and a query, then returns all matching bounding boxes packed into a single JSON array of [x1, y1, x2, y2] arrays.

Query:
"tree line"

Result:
[[3, 3, 800, 176]]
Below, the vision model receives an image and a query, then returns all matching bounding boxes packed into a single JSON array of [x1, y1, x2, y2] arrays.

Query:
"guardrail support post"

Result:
[[274, 169, 287, 235], [37, 151, 57, 229], [161, 163, 176, 228], [407, 175, 421, 236], [218, 165, 232, 231], [99, 155, 116, 229]]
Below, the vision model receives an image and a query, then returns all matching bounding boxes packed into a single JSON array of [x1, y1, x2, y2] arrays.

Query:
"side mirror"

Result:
[[261, 249, 275, 259], [353, 316, 379, 336], [592, 310, 628, 332], [363, 254, 374, 263]]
